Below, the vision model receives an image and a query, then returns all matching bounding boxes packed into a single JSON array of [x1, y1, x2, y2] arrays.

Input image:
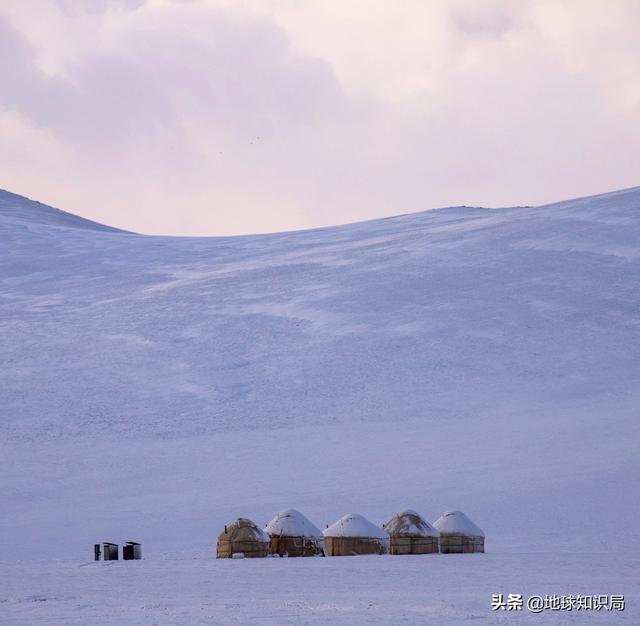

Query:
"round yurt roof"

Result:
[[219, 517, 270, 543], [323, 513, 388, 539], [384, 510, 440, 537], [433, 511, 484, 537], [265, 509, 323, 539]]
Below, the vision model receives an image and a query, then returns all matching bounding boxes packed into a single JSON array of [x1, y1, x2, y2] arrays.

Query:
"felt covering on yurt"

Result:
[[265, 509, 324, 557], [384, 510, 440, 554], [216, 518, 270, 558], [323, 513, 389, 556], [433, 510, 485, 553]]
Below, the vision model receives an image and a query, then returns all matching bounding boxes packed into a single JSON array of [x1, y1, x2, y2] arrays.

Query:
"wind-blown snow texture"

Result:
[[1, 187, 639, 624]]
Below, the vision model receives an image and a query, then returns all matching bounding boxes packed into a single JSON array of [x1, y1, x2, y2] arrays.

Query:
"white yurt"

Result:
[[432, 510, 485, 553], [323, 513, 389, 556], [384, 510, 440, 554], [216, 518, 270, 558], [265, 509, 324, 557]]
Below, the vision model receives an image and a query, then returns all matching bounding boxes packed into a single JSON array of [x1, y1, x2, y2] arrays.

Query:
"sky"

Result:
[[0, 0, 639, 235]]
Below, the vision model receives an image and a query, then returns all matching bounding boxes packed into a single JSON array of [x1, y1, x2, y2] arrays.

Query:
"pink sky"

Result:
[[0, 0, 638, 235]]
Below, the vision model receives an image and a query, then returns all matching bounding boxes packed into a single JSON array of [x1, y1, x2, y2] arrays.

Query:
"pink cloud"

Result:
[[0, 1, 638, 235]]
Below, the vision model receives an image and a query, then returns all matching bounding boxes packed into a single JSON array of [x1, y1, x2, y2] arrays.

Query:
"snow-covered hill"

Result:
[[1, 187, 639, 623], [2, 187, 639, 439]]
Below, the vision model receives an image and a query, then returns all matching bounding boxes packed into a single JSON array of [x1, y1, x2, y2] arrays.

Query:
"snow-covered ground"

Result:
[[1, 187, 639, 623], [2, 552, 636, 625]]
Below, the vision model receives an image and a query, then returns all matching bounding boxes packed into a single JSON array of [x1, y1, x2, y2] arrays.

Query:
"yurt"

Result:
[[433, 510, 485, 553], [265, 509, 325, 557], [323, 513, 389, 556], [384, 510, 440, 554], [216, 518, 270, 558]]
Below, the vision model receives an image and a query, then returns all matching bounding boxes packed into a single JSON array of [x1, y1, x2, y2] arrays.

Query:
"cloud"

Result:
[[55, 0, 146, 15], [0, 0, 638, 235], [54, 0, 147, 15], [0, 2, 349, 233], [0, 16, 176, 154]]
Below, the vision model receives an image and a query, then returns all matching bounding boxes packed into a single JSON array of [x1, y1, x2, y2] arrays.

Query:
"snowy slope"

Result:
[[1, 187, 639, 624], [0, 189, 128, 233], [2, 186, 639, 440]]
